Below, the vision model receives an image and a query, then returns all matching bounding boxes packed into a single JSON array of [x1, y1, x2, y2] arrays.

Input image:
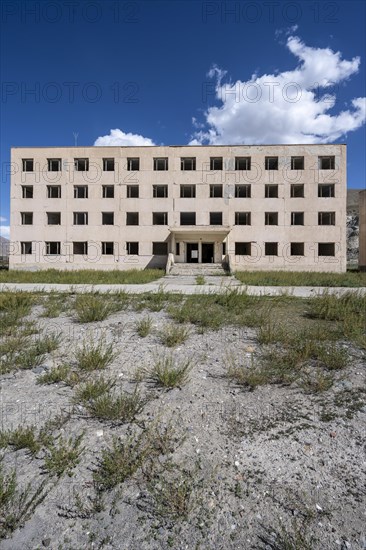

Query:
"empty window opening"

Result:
[[21, 242, 32, 255], [74, 158, 89, 171], [126, 242, 139, 255], [265, 212, 278, 225], [153, 212, 168, 225], [265, 157, 278, 170], [210, 212, 222, 225], [265, 242, 278, 256], [265, 184, 278, 198], [102, 185, 114, 198], [22, 186, 33, 198], [180, 185, 196, 198], [318, 243, 335, 256], [175, 242, 180, 256], [74, 185, 88, 199], [235, 242, 251, 255], [290, 242, 304, 256], [47, 212, 61, 225], [48, 158, 61, 172], [291, 156, 304, 170], [103, 158, 115, 171], [126, 212, 139, 225], [21, 212, 33, 225], [235, 212, 251, 225], [154, 157, 168, 171], [45, 242, 60, 255], [291, 212, 304, 225], [22, 159, 34, 172], [235, 157, 251, 170], [47, 185, 61, 198], [319, 156, 335, 170], [210, 157, 223, 170], [318, 212, 335, 225], [210, 184, 223, 198], [102, 242, 114, 255], [153, 185, 168, 198], [180, 212, 196, 225], [73, 212, 88, 225], [73, 242, 88, 255], [181, 157, 196, 171], [235, 184, 251, 198], [318, 184, 335, 198], [102, 212, 114, 225], [291, 184, 304, 198], [153, 242, 168, 255], [127, 185, 139, 198], [127, 158, 139, 171]]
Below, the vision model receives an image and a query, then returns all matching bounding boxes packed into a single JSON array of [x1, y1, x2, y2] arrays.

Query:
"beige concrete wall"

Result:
[[359, 190, 366, 271], [10, 144, 347, 272]]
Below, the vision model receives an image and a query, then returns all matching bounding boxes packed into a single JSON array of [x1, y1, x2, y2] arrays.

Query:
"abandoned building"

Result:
[[9, 144, 347, 273]]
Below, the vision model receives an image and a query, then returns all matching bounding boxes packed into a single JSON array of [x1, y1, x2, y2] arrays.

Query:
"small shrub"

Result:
[[135, 316, 153, 337], [86, 387, 146, 423], [160, 324, 190, 347], [300, 370, 334, 394], [74, 294, 116, 323], [37, 365, 72, 385], [148, 469, 197, 521], [75, 338, 116, 372], [4, 426, 41, 455], [74, 376, 115, 404], [147, 354, 193, 388], [44, 434, 84, 477]]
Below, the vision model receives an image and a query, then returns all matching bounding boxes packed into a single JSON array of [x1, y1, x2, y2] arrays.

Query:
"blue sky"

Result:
[[1, 0, 365, 236]]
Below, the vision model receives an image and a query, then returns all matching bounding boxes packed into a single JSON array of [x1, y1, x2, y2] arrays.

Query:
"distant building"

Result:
[[359, 190, 366, 271], [10, 144, 347, 272]]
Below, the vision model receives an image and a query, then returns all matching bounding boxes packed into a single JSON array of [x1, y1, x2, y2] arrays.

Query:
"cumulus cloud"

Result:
[[94, 128, 155, 146], [0, 226, 10, 238], [0, 217, 7, 223], [190, 35, 366, 144]]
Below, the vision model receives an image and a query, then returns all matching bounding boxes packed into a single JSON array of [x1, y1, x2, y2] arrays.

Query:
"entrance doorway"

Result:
[[201, 243, 214, 263], [186, 242, 199, 263]]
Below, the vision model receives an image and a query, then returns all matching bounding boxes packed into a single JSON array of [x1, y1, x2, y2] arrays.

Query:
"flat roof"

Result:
[[11, 144, 347, 149]]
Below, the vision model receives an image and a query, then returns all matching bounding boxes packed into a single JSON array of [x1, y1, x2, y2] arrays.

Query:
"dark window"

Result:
[[73, 242, 88, 255], [235, 184, 251, 198], [265, 184, 278, 198], [153, 242, 168, 255], [235, 157, 251, 170], [235, 212, 251, 225], [290, 243, 304, 256], [47, 185, 61, 198], [291, 184, 304, 198], [74, 158, 89, 171], [153, 185, 168, 198], [74, 185, 88, 199], [222, 242, 226, 255], [181, 157, 196, 171], [210, 184, 223, 198], [127, 185, 139, 198], [235, 242, 251, 255], [318, 184, 335, 198], [126, 212, 139, 225], [103, 158, 114, 171], [48, 158, 61, 172], [265, 157, 278, 170], [180, 212, 196, 225], [210, 212, 222, 225], [102, 212, 114, 225], [126, 242, 139, 255], [127, 158, 140, 171], [73, 212, 88, 225], [210, 157, 223, 170], [180, 185, 196, 198], [21, 212, 33, 225], [265, 242, 278, 256], [21, 242, 32, 255], [318, 243, 335, 256], [291, 212, 304, 225], [45, 242, 60, 255], [265, 212, 278, 225], [318, 212, 335, 225], [154, 157, 168, 171], [175, 242, 180, 255], [319, 156, 335, 170], [102, 185, 114, 198], [153, 212, 168, 225], [291, 156, 304, 170], [102, 242, 114, 255], [47, 212, 61, 225], [22, 186, 33, 198], [22, 159, 34, 172]]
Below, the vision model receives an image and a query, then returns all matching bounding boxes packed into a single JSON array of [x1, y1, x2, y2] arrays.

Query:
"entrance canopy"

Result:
[[169, 226, 231, 239]]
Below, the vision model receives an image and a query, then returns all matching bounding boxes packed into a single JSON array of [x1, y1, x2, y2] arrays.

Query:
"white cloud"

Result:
[[190, 35, 366, 145], [94, 128, 155, 146], [0, 217, 7, 223], [0, 226, 10, 238]]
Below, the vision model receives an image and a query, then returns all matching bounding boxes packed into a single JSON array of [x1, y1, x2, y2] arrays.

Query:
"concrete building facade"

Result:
[[10, 144, 347, 272], [359, 190, 366, 271]]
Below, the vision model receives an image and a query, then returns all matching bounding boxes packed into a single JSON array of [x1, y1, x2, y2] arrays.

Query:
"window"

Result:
[[48, 158, 61, 172], [127, 185, 139, 198], [21, 212, 33, 225], [103, 158, 114, 171], [180, 185, 196, 198], [127, 158, 139, 171], [126, 212, 139, 225], [102, 242, 114, 255], [21, 242, 32, 255], [47, 212, 61, 225], [73, 212, 88, 225], [74, 185, 88, 199], [102, 185, 114, 198], [265, 242, 278, 256], [180, 212, 196, 225], [102, 212, 114, 225], [154, 157, 168, 171], [318, 243, 335, 256], [210, 184, 223, 198], [45, 242, 60, 255], [290, 243, 304, 256], [73, 242, 88, 255], [235, 157, 251, 170], [153, 242, 168, 255], [318, 184, 335, 198], [291, 184, 304, 198], [265, 157, 278, 170], [319, 156, 335, 170], [235, 242, 251, 255], [153, 185, 168, 198], [47, 185, 61, 198], [265, 212, 278, 225], [181, 157, 196, 171], [235, 212, 251, 225], [175, 242, 180, 255], [265, 184, 278, 198], [74, 158, 89, 171], [153, 212, 168, 225], [22, 186, 33, 198], [22, 159, 34, 172], [318, 212, 335, 225], [291, 156, 304, 170], [291, 212, 304, 225], [222, 242, 226, 255], [126, 242, 139, 255], [210, 157, 223, 170], [210, 212, 222, 225], [235, 184, 251, 198]]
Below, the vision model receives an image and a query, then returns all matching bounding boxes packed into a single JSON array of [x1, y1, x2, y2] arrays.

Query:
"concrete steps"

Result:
[[169, 263, 228, 276]]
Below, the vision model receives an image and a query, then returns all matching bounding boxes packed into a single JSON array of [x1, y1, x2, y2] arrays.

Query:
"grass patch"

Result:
[[195, 275, 205, 285], [146, 354, 193, 389], [37, 364, 74, 385], [73, 376, 115, 404], [74, 294, 120, 323], [85, 387, 146, 423], [235, 270, 366, 287], [0, 425, 41, 455], [44, 434, 84, 477], [0, 292, 36, 333], [160, 324, 190, 347], [75, 338, 116, 372], [135, 315, 153, 337], [0, 269, 164, 284], [41, 293, 70, 318]]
